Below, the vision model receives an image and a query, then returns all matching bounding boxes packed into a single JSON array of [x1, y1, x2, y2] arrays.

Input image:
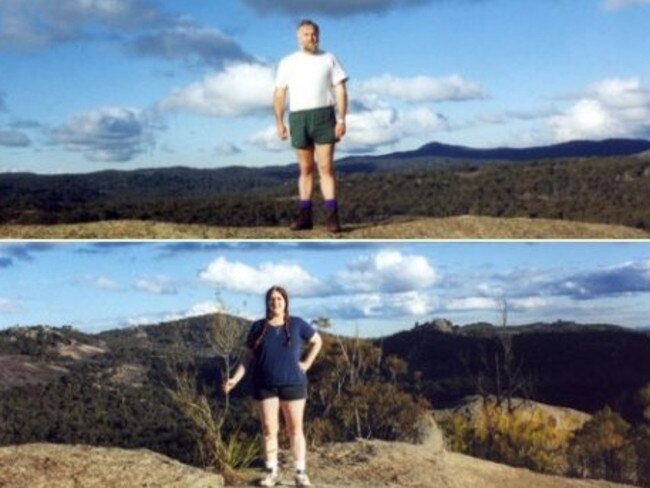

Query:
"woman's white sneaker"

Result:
[[259, 468, 279, 487], [294, 471, 311, 487]]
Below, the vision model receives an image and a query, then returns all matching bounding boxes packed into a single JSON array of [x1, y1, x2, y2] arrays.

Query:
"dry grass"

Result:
[[1, 215, 648, 239]]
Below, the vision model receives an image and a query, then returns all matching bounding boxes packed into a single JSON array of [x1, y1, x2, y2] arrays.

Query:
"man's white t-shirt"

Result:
[[275, 50, 348, 112]]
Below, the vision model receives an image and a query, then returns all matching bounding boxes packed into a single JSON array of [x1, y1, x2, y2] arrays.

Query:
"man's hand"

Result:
[[276, 122, 288, 140], [335, 122, 346, 140]]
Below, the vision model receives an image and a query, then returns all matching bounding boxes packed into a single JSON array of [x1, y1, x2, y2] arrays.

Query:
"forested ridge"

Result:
[[1, 154, 649, 230]]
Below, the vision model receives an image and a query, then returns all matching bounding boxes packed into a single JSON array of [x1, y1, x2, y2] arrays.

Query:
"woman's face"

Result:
[[267, 290, 286, 316]]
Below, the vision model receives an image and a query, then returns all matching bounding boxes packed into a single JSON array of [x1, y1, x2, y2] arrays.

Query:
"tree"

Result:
[[208, 310, 246, 416], [568, 406, 637, 483]]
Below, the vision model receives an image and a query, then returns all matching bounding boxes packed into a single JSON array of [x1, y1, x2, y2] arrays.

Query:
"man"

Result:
[[274, 19, 348, 233]]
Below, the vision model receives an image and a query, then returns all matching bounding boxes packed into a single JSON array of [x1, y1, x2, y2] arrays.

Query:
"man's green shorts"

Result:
[[289, 106, 337, 149]]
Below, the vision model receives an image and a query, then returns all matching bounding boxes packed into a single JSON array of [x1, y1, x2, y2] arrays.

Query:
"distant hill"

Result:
[[379, 319, 650, 417], [375, 138, 650, 162]]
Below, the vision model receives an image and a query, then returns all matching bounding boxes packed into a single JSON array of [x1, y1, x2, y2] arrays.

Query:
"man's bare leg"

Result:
[[296, 146, 316, 200], [314, 143, 335, 200], [315, 143, 341, 232], [291, 146, 316, 230]]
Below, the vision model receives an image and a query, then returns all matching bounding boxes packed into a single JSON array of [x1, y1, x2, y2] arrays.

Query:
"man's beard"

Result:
[[303, 42, 318, 53]]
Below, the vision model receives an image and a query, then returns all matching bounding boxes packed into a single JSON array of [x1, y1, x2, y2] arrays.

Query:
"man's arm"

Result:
[[273, 87, 288, 140], [334, 81, 347, 140]]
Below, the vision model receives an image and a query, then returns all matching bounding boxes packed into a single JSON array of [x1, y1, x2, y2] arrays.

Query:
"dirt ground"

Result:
[[0, 440, 636, 488], [1, 215, 648, 239], [239, 439, 634, 488]]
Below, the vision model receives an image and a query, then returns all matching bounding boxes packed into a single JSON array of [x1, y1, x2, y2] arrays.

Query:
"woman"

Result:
[[223, 285, 323, 487]]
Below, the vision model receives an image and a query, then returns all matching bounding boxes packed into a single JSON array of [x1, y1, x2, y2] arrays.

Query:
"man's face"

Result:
[[297, 25, 318, 53]]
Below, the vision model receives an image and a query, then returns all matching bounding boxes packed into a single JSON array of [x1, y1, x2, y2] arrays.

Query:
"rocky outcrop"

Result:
[[0, 443, 224, 488]]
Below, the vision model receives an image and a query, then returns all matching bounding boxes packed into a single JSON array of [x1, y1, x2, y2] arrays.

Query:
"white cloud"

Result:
[[184, 300, 226, 317], [603, 0, 650, 9], [320, 291, 437, 319], [340, 105, 449, 153], [509, 297, 549, 310], [199, 256, 324, 297], [87, 275, 120, 290], [51, 106, 156, 162], [135, 276, 177, 295], [445, 296, 498, 311], [0, 298, 21, 313], [550, 78, 650, 141], [444, 296, 549, 312], [336, 250, 437, 293], [158, 62, 275, 117], [249, 125, 291, 152], [357, 74, 486, 103]]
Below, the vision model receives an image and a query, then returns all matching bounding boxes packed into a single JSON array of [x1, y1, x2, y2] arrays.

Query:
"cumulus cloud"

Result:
[[550, 78, 650, 141], [549, 259, 650, 300], [603, 0, 650, 9], [249, 125, 291, 152], [127, 22, 251, 67], [0, 130, 30, 147], [135, 276, 178, 295], [51, 106, 156, 162], [339, 104, 449, 153], [320, 291, 437, 319], [358, 74, 486, 103], [336, 250, 437, 293], [158, 62, 274, 117], [0, 0, 167, 49], [243, 0, 428, 16], [199, 256, 324, 297]]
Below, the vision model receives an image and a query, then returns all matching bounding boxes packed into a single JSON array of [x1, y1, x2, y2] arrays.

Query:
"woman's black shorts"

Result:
[[253, 383, 307, 401]]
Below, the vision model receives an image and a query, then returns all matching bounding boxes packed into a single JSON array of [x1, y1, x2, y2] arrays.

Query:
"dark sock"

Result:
[[299, 199, 312, 210], [324, 199, 337, 212]]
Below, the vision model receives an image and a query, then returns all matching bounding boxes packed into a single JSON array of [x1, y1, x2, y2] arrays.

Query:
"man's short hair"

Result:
[[297, 19, 319, 35]]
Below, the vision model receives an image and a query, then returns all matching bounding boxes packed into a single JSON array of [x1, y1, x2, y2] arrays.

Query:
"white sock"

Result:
[[266, 459, 278, 472], [294, 460, 306, 472]]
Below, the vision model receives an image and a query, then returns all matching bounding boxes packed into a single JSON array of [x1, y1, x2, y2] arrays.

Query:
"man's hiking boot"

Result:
[[291, 207, 313, 231], [326, 208, 342, 233], [259, 468, 279, 487], [294, 471, 311, 487]]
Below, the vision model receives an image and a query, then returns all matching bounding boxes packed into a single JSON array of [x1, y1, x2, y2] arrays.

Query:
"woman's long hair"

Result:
[[253, 285, 291, 349]]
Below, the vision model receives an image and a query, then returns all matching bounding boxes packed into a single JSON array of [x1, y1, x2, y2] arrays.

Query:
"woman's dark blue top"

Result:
[[246, 316, 316, 387]]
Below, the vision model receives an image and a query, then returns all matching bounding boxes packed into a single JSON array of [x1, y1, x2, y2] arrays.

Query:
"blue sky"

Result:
[[0, 0, 649, 173], [1, 241, 649, 336]]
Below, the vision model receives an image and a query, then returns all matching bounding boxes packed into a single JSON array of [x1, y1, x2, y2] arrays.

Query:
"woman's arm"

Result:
[[222, 348, 254, 394], [299, 332, 323, 372]]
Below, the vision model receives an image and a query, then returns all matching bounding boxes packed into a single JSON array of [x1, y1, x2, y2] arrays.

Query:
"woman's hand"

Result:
[[298, 360, 310, 373], [222, 378, 238, 395]]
